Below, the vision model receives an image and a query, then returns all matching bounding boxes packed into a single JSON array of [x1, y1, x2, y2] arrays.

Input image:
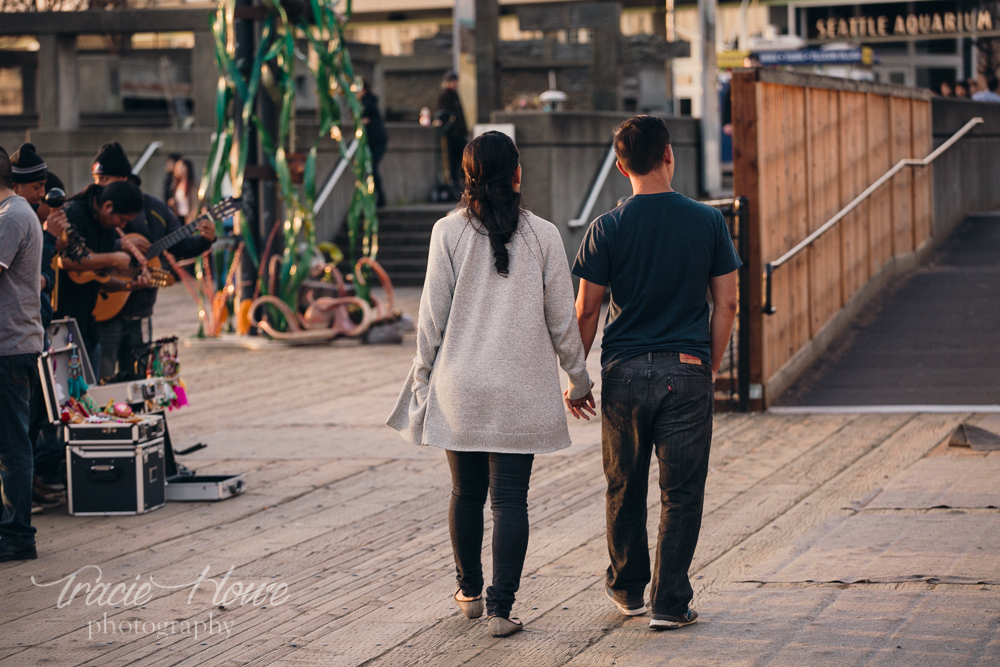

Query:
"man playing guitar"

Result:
[[47, 181, 150, 378], [90, 142, 215, 380]]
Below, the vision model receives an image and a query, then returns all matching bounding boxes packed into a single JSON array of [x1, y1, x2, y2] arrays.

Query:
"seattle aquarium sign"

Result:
[[812, 7, 996, 40]]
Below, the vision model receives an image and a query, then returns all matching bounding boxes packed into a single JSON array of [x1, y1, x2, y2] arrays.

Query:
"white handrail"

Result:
[[769, 116, 984, 271], [568, 143, 618, 228], [313, 139, 360, 215], [132, 141, 163, 175], [763, 116, 984, 314]]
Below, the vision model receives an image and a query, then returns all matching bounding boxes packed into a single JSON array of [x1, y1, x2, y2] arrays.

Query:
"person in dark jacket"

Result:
[[91, 142, 215, 380], [436, 70, 468, 190], [360, 80, 388, 208]]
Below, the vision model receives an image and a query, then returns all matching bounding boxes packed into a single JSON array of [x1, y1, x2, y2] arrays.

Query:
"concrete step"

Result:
[[334, 203, 447, 288]]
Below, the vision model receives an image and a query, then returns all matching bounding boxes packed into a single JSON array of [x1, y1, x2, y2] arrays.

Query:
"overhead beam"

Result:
[[0, 9, 213, 36]]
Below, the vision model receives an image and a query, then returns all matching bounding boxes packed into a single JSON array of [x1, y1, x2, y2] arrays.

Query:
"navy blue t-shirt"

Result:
[[572, 191, 742, 369]]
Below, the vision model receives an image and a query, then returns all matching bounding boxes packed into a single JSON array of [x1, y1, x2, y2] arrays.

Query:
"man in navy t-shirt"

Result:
[[570, 115, 740, 630]]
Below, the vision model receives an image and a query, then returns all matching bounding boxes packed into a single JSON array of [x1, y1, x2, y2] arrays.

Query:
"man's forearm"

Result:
[[577, 310, 601, 360], [61, 252, 122, 271], [709, 306, 738, 376]]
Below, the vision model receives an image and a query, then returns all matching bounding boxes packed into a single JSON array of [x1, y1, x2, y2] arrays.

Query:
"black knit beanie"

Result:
[[92, 142, 133, 178], [11, 143, 47, 184], [45, 171, 65, 194]]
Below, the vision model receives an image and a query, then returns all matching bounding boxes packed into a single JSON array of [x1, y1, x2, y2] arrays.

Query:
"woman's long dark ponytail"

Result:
[[460, 131, 522, 276]]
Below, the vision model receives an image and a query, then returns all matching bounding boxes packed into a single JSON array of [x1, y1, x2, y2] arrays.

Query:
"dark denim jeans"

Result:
[[601, 352, 714, 616], [447, 450, 534, 619], [0, 353, 40, 546]]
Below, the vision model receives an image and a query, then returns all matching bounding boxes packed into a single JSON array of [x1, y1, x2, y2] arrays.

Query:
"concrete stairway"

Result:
[[335, 203, 454, 287]]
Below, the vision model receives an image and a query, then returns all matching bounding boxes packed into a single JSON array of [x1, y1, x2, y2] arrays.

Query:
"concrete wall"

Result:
[[299, 121, 436, 243], [0, 122, 435, 247], [932, 98, 1000, 240], [0, 128, 213, 197], [491, 111, 701, 264]]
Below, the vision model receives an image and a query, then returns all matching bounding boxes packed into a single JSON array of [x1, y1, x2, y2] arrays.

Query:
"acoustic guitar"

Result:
[[87, 198, 242, 322]]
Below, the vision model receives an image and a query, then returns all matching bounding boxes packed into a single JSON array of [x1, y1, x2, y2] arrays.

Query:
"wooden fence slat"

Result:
[[732, 72, 933, 406], [911, 100, 933, 248], [891, 96, 915, 254]]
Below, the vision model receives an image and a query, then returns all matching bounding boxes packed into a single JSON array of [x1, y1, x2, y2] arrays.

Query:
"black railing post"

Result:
[[736, 196, 751, 412]]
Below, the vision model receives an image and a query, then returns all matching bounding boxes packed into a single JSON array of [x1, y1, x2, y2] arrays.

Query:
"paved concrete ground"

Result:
[[779, 213, 1000, 407], [1, 287, 997, 666]]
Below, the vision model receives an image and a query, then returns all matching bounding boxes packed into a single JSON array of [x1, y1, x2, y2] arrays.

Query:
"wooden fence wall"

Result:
[[732, 70, 933, 408]]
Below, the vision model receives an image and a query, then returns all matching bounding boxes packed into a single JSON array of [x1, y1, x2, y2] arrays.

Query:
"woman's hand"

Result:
[[564, 389, 596, 421]]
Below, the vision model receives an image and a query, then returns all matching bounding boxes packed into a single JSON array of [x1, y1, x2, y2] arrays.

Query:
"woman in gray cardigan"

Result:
[[387, 131, 594, 636]]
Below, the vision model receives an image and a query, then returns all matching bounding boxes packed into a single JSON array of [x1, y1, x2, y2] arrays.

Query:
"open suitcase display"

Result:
[[40, 319, 245, 513]]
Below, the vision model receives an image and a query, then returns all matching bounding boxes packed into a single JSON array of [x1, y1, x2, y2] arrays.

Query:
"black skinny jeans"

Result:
[[447, 450, 534, 619], [602, 352, 714, 616]]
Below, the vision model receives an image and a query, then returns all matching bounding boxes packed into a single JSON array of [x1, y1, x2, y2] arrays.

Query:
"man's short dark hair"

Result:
[[0, 146, 12, 189], [96, 180, 144, 215], [613, 115, 671, 176], [988, 74, 1000, 92]]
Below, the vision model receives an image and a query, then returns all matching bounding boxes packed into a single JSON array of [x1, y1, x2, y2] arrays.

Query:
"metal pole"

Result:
[[235, 0, 260, 304], [699, 0, 721, 195]]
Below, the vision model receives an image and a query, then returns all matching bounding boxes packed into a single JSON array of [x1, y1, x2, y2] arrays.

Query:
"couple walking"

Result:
[[387, 116, 741, 637]]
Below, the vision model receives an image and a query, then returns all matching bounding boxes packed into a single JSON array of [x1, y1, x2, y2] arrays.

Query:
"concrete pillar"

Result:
[[20, 57, 38, 117], [473, 0, 499, 123], [591, 3, 621, 111], [36, 33, 79, 130], [192, 30, 218, 129], [698, 0, 721, 194]]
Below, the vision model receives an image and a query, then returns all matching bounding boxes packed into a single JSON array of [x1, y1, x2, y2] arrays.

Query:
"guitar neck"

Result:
[[146, 218, 200, 259]]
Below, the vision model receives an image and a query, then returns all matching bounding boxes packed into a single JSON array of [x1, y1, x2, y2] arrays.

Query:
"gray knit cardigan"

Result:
[[386, 208, 592, 454]]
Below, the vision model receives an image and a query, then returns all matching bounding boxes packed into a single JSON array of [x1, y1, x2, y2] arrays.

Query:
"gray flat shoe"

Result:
[[454, 591, 484, 619], [488, 615, 523, 637]]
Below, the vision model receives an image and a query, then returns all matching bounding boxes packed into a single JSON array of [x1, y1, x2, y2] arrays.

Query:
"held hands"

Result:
[[564, 381, 597, 421]]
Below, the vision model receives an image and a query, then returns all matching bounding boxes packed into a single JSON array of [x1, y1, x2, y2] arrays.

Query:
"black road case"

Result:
[[67, 439, 166, 516]]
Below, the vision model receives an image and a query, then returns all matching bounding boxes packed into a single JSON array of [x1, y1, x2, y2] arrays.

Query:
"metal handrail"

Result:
[[132, 141, 163, 175], [762, 116, 984, 314], [568, 143, 618, 228], [312, 138, 360, 215]]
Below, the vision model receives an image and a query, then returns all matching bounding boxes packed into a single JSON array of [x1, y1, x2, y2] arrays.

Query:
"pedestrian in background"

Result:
[[360, 79, 388, 208], [168, 156, 198, 223], [972, 74, 1000, 102], [436, 70, 468, 191], [387, 131, 594, 638], [0, 146, 45, 562]]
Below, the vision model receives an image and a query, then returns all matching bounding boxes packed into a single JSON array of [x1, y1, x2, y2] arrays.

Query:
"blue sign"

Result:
[[756, 48, 876, 66]]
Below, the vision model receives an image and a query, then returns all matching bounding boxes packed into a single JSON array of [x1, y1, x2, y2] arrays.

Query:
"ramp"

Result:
[[778, 213, 1000, 407]]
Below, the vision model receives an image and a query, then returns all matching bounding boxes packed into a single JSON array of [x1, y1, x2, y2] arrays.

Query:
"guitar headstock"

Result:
[[205, 197, 243, 223]]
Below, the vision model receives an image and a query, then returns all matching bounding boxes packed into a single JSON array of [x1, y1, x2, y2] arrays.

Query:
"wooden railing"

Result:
[[732, 69, 936, 409]]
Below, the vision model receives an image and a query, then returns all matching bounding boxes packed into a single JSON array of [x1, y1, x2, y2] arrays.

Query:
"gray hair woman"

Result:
[[387, 131, 594, 636]]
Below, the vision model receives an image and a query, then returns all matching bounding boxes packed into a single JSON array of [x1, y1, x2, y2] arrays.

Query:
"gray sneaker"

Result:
[[650, 608, 698, 630], [605, 585, 647, 616]]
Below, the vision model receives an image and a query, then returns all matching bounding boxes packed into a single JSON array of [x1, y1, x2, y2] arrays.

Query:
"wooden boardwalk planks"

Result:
[[2, 287, 991, 666]]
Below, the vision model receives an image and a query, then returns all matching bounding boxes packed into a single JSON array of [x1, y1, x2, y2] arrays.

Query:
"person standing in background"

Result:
[[0, 146, 45, 562], [360, 80, 389, 208], [972, 74, 1000, 102], [11, 145, 68, 507], [163, 153, 182, 203], [167, 157, 199, 223], [436, 70, 468, 191]]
